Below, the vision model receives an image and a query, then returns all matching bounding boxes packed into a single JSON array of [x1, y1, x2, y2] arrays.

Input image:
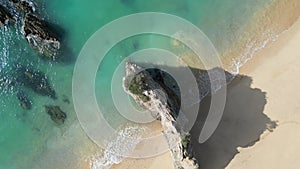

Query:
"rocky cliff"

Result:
[[123, 62, 199, 169]]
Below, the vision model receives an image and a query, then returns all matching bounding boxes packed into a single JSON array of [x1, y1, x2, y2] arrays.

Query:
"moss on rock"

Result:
[[127, 73, 150, 102]]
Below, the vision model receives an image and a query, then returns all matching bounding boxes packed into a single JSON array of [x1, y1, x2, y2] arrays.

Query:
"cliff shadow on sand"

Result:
[[190, 74, 277, 169], [130, 62, 276, 169]]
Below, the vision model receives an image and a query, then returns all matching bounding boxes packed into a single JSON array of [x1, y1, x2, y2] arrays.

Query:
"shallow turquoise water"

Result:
[[0, 0, 273, 168]]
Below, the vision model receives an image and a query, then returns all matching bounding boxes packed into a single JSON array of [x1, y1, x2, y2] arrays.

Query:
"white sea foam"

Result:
[[90, 125, 144, 169], [229, 28, 280, 76]]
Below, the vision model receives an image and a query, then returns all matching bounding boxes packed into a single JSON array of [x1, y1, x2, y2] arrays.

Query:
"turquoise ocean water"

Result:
[[0, 0, 279, 168]]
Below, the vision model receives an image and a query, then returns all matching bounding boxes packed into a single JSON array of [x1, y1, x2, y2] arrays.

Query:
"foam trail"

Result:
[[90, 126, 144, 169], [229, 29, 280, 76]]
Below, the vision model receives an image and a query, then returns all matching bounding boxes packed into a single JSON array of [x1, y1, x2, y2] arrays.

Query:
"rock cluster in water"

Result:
[[17, 68, 69, 124], [123, 62, 199, 169], [0, 0, 67, 124], [45, 105, 67, 125], [13, 65, 70, 124]]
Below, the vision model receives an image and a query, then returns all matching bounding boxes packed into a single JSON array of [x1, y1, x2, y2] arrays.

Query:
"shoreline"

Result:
[[111, 8, 300, 169], [240, 18, 300, 74], [222, 0, 300, 74]]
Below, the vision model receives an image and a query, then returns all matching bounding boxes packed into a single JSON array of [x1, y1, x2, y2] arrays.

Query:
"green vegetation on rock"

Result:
[[181, 134, 191, 150], [128, 73, 150, 102]]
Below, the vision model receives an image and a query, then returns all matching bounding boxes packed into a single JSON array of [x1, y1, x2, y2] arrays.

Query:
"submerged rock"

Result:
[[45, 105, 67, 125], [8, 0, 35, 13], [22, 13, 61, 60], [16, 91, 32, 110], [62, 94, 70, 104], [0, 4, 15, 26], [18, 67, 56, 99]]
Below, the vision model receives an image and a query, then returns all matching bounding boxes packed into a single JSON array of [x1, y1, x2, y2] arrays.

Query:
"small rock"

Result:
[[45, 105, 67, 125]]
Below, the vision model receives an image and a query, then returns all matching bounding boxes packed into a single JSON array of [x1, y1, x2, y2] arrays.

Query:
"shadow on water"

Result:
[[190, 74, 277, 169], [133, 62, 276, 169], [45, 21, 75, 64]]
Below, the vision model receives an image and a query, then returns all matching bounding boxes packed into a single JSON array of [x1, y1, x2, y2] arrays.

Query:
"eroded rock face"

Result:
[[0, 4, 15, 26], [8, 0, 35, 13], [23, 13, 61, 60], [45, 105, 67, 125], [123, 62, 199, 169], [18, 67, 56, 99]]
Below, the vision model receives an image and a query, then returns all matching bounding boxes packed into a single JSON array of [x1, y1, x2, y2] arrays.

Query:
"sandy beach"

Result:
[[225, 17, 300, 169], [112, 12, 300, 169]]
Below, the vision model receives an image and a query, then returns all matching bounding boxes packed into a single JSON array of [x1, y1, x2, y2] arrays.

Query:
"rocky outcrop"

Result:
[[4, 0, 62, 60], [8, 0, 35, 13], [45, 105, 67, 125], [22, 13, 61, 60], [17, 91, 32, 110], [0, 4, 15, 26], [123, 62, 199, 169], [18, 67, 56, 99]]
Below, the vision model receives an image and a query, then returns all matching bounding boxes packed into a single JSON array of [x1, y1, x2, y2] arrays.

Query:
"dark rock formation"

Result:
[[146, 68, 181, 119], [22, 13, 61, 60], [8, 0, 35, 13], [123, 62, 199, 169], [0, 4, 15, 26], [16, 91, 32, 110], [18, 67, 56, 99], [125, 67, 181, 119], [45, 105, 67, 125]]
